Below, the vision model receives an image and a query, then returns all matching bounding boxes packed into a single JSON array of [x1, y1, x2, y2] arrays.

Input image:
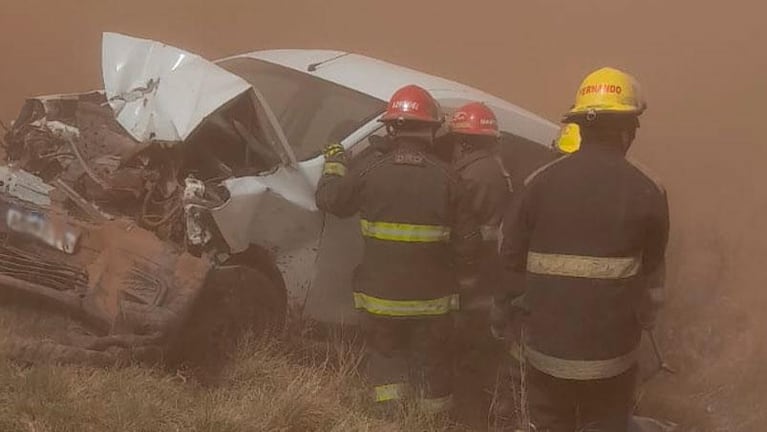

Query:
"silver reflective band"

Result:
[[480, 225, 500, 242], [525, 344, 639, 380], [527, 251, 641, 279]]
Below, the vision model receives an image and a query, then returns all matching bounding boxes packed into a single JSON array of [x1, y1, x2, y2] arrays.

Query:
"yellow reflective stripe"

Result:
[[360, 219, 450, 243], [526, 252, 641, 279], [322, 162, 346, 176], [374, 383, 407, 402], [419, 394, 454, 414], [354, 292, 459, 317], [525, 344, 639, 380]]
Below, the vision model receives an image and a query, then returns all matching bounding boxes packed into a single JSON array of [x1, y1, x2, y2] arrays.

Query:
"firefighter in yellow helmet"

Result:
[[498, 67, 669, 432]]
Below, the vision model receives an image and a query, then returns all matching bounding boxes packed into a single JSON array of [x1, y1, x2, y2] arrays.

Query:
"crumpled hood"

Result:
[[102, 32, 251, 142]]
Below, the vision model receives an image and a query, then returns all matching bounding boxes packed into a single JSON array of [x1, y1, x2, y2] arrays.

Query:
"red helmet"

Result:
[[449, 102, 500, 137], [379, 85, 442, 124]]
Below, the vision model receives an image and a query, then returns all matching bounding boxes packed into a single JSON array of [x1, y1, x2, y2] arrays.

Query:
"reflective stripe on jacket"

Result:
[[526, 252, 641, 279], [316, 137, 482, 303], [360, 219, 451, 243], [501, 142, 669, 379], [353, 292, 459, 317]]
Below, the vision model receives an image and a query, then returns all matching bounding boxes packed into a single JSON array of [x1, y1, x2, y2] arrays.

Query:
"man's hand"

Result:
[[637, 286, 665, 330]]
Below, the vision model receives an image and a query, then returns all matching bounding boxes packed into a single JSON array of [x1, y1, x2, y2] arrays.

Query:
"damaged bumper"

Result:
[[0, 191, 213, 361]]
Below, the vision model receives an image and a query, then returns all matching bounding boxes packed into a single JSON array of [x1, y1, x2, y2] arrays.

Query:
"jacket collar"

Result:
[[453, 147, 495, 171], [578, 139, 628, 158]]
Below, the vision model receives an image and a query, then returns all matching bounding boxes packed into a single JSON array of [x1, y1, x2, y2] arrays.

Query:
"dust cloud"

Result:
[[1, 0, 766, 429]]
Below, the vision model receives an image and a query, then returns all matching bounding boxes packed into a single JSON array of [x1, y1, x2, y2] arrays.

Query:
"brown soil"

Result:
[[2, 1, 766, 430]]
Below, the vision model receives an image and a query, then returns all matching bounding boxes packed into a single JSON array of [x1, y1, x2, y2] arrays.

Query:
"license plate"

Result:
[[5, 207, 81, 254]]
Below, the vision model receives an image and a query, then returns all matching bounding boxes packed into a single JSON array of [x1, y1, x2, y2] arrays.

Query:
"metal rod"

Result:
[[648, 329, 677, 374]]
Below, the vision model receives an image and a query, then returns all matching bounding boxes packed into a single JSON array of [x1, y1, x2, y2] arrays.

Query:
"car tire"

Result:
[[168, 264, 286, 380]]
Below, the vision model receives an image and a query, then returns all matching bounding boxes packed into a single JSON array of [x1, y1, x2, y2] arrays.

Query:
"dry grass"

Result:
[[0, 306, 472, 432]]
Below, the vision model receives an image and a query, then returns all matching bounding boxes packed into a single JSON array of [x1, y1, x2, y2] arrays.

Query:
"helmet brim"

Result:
[[449, 128, 500, 138], [379, 113, 443, 124], [563, 106, 644, 123]]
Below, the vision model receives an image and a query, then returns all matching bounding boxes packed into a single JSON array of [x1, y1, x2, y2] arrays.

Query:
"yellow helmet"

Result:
[[554, 123, 581, 154], [564, 67, 646, 120]]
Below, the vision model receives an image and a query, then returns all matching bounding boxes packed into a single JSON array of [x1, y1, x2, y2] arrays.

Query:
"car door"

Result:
[[297, 122, 387, 325], [207, 92, 322, 310]]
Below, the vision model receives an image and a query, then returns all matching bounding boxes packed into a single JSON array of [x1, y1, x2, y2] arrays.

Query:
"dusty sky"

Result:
[[1, 0, 766, 425], [2, 0, 763, 274]]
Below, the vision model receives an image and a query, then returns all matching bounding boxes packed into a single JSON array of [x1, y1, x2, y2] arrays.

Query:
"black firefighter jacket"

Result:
[[500, 141, 669, 380], [316, 137, 482, 317], [453, 148, 513, 298]]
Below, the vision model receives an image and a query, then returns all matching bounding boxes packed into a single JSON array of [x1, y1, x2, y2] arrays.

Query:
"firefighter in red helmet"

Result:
[[447, 102, 512, 296], [316, 85, 482, 416], [445, 102, 518, 426]]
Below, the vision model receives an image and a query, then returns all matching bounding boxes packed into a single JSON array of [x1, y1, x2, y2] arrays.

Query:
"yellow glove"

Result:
[[322, 143, 346, 161], [322, 143, 347, 177]]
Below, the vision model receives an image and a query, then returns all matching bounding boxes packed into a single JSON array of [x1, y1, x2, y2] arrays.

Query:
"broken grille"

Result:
[[0, 244, 88, 292]]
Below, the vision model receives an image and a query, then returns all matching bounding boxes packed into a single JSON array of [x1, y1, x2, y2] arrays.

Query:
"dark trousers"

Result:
[[527, 365, 637, 432], [361, 313, 453, 408]]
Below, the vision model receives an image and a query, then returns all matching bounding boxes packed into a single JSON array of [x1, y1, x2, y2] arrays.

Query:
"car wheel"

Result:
[[168, 264, 286, 379]]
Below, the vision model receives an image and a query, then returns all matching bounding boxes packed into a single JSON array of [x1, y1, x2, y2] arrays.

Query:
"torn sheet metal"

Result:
[[30, 119, 80, 141], [102, 32, 252, 142], [0, 166, 53, 206]]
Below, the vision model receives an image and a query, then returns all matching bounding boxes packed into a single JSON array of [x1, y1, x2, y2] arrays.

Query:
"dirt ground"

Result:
[[1, 1, 766, 430]]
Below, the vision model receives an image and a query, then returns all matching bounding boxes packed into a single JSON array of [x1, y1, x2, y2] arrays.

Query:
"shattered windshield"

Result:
[[218, 57, 386, 161]]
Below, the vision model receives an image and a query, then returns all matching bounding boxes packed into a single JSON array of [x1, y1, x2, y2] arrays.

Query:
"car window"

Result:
[[218, 57, 387, 161], [347, 126, 386, 161], [183, 92, 283, 179]]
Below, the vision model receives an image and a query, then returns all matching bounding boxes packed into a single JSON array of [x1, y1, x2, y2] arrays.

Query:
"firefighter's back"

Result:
[[355, 137, 458, 302], [523, 145, 666, 367]]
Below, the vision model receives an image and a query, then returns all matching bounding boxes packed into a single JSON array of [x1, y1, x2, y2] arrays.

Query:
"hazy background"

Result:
[[1, 1, 765, 429]]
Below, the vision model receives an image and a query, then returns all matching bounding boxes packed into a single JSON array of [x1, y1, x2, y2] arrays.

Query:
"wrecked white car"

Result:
[[0, 33, 557, 366]]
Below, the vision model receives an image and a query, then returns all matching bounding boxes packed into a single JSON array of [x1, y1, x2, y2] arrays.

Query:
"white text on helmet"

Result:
[[392, 101, 420, 112], [452, 112, 468, 121]]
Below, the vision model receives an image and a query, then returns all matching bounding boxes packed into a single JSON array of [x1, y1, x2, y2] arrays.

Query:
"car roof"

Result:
[[221, 49, 558, 146]]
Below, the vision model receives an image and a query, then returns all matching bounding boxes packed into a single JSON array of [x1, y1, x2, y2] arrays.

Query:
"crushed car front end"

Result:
[[0, 34, 291, 369], [0, 172, 212, 365]]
